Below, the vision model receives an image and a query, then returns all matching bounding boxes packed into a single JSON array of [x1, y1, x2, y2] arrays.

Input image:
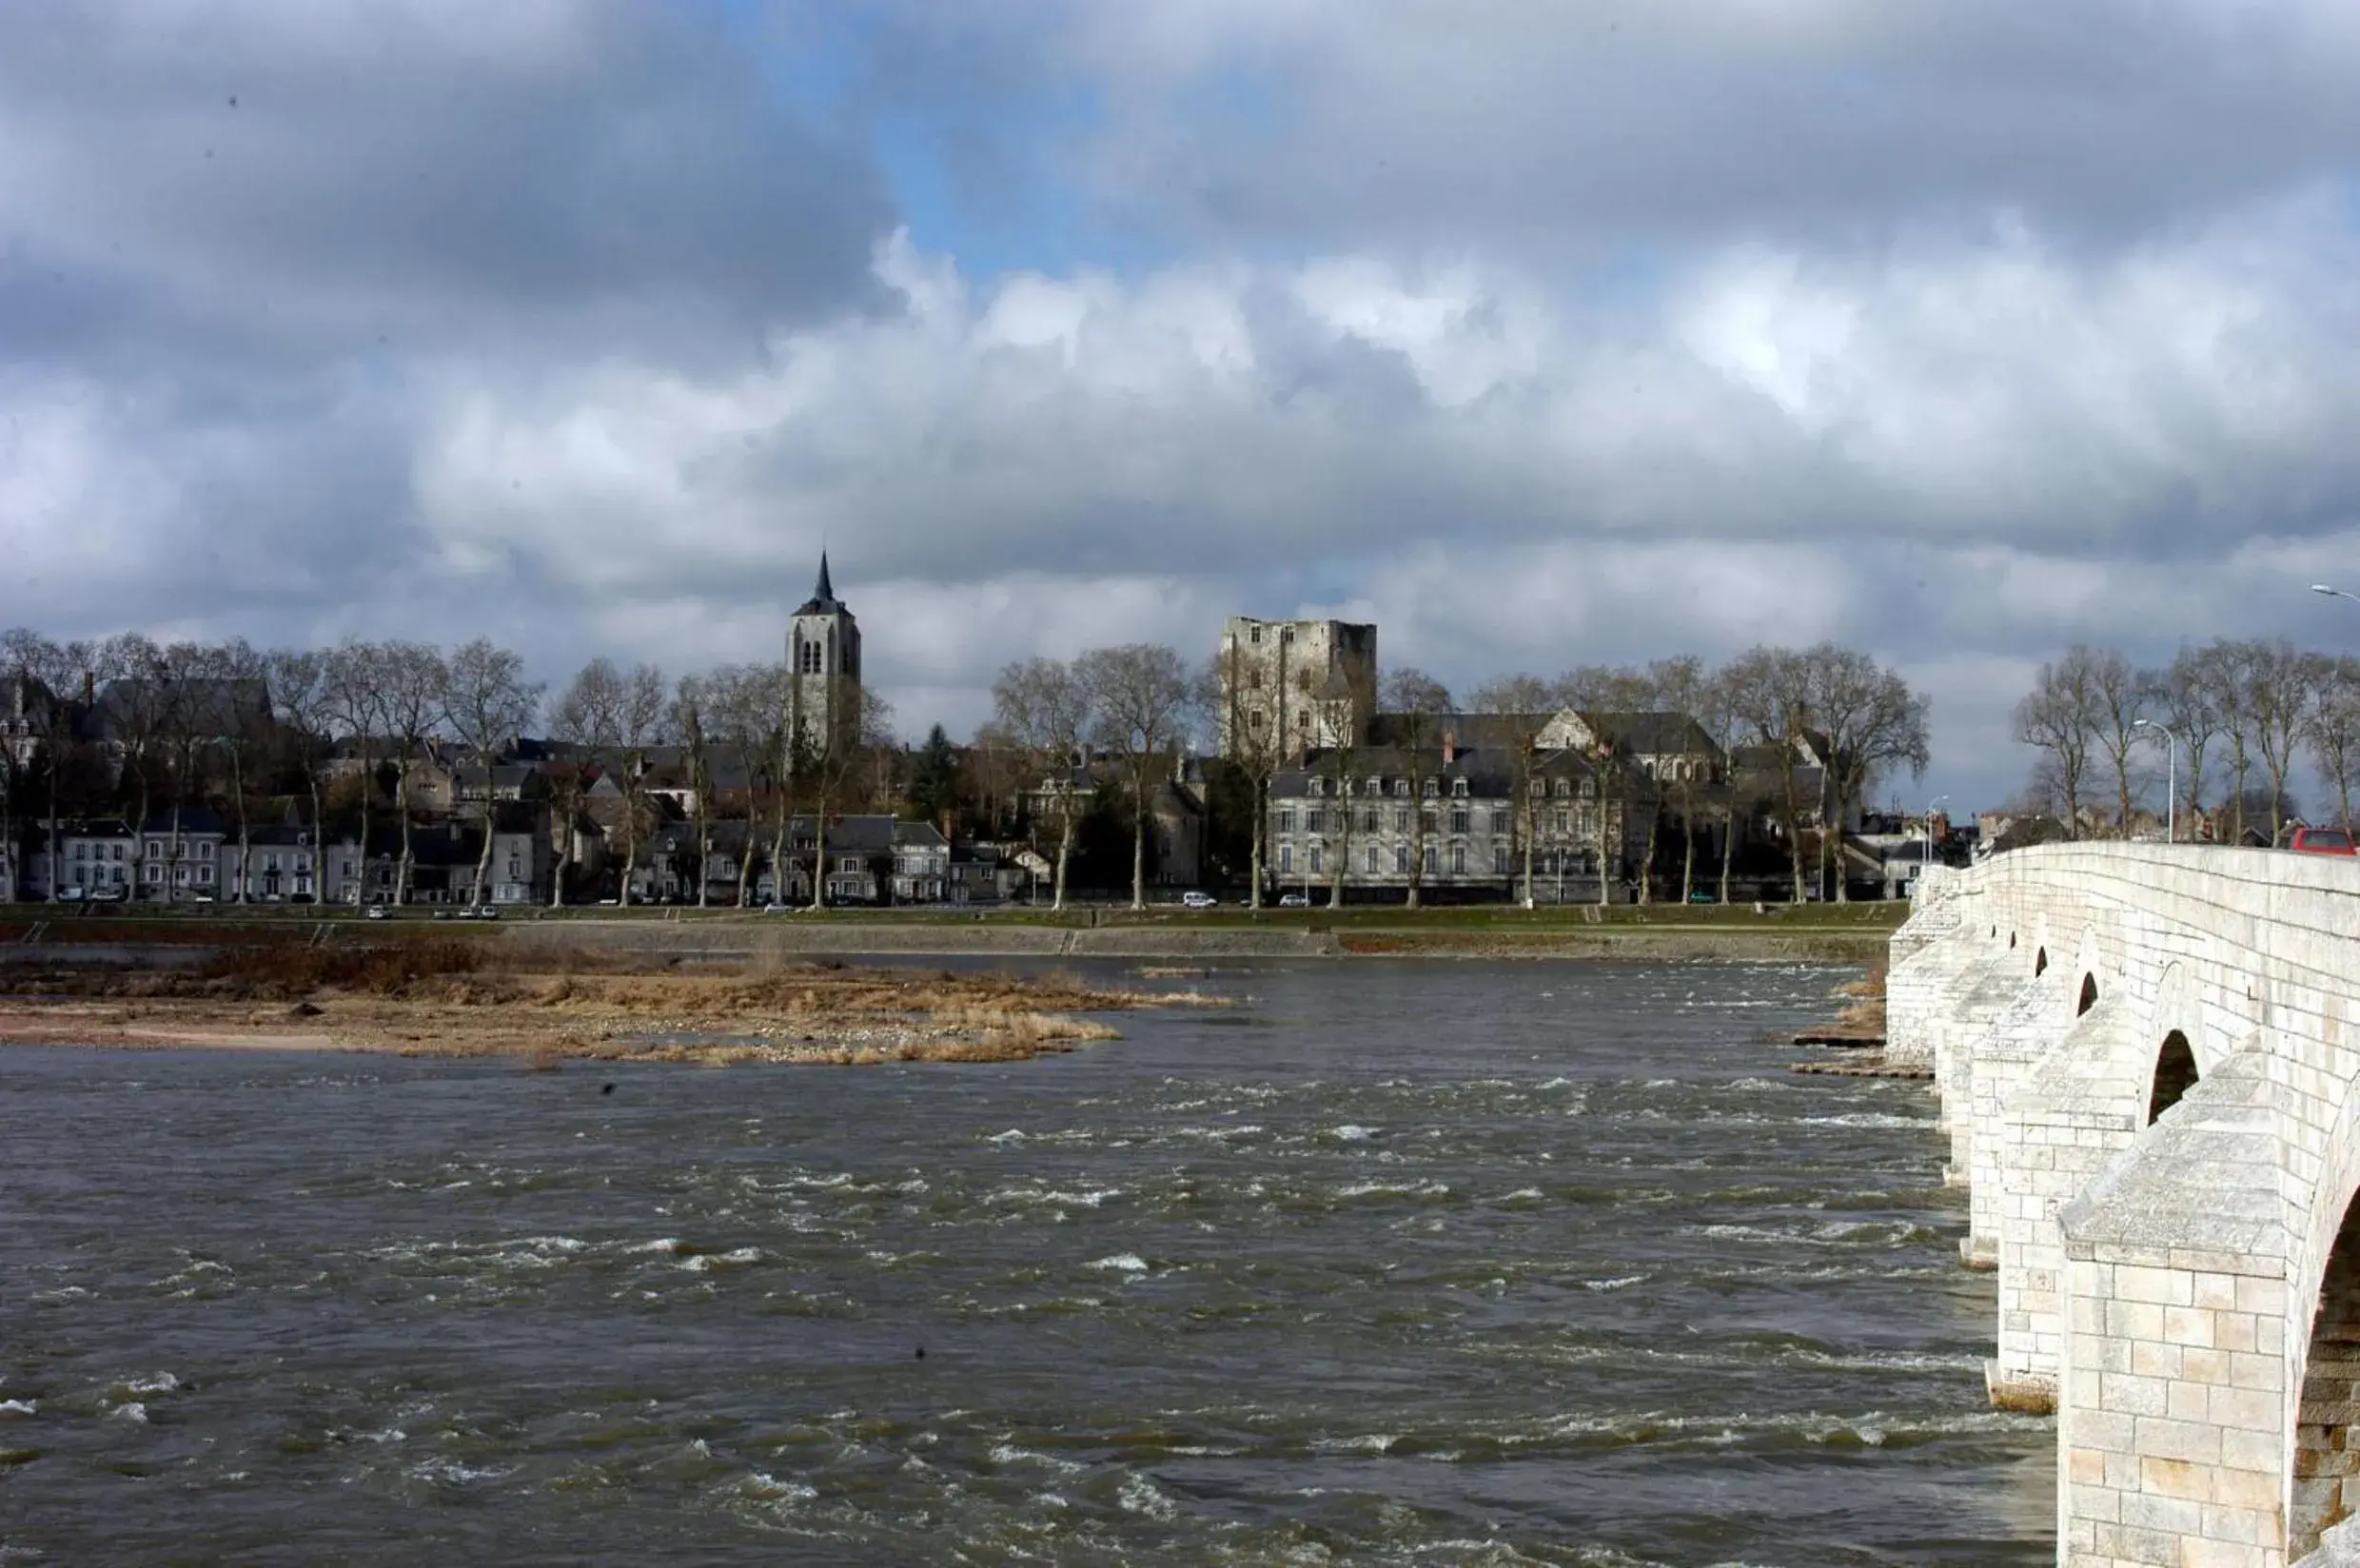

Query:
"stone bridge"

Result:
[[1892, 844, 2360, 1567]]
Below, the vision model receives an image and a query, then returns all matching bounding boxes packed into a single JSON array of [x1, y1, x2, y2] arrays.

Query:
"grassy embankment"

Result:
[[2, 899, 1909, 934]]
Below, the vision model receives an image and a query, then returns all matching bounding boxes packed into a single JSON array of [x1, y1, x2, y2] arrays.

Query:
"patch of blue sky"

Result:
[[734, 1, 1173, 283]]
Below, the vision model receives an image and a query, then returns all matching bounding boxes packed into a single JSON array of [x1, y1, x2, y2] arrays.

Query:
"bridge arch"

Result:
[[2297, 1185, 2360, 1555], [2035, 946, 2048, 977], [2148, 1031, 2199, 1123], [2076, 972, 2098, 1016]]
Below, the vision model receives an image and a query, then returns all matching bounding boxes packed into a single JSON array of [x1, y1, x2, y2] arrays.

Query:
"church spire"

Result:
[[814, 549, 835, 606]]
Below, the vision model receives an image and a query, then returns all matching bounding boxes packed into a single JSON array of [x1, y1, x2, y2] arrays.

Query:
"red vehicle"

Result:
[[2288, 827, 2358, 856]]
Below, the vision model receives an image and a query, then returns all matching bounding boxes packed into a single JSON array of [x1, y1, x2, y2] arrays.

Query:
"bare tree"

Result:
[[2087, 649, 2151, 838], [1472, 673, 1556, 907], [709, 664, 787, 909], [98, 634, 170, 898], [2245, 639, 2322, 842], [266, 648, 337, 892], [1806, 643, 1930, 901], [1699, 659, 1752, 906], [441, 637, 542, 904], [2306, 657, 2360, 833], [323, 641, 389, 904], [1219, 644, 1291, 910], [1079, 644, 1195, 910], [2156, 646, 2222, 834], [672, 672, 716, 908], [373, 642, 448, 905], [203, 638, 272, 900], [2013, 647, 2103, 838], [547, 658, 629, 906], [993, 657, 1094, 911], [1320, 720, 1367, 911], [1645, 656, 1712, 904], [802, 689, 892, 911], [2193, 640, 2259, 843], [613, 662, 671, 902], [1380, 669, 1452, 909], [1562, 664, 1652, 904], [1721, 645, 1816, 902]]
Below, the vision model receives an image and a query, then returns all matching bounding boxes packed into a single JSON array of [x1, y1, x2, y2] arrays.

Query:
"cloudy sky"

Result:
[[7, 1, 2360, 810]]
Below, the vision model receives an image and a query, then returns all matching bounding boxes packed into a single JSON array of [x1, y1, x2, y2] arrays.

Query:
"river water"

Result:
[[0, 960, 2050, 1565]]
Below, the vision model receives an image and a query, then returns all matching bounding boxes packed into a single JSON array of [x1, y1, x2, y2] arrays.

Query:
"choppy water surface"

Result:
[[0, 960, 2049, 1565]]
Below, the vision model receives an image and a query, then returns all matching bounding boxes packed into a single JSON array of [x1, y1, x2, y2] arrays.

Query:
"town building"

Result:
[[1268, 730, 1644, 903], [786, 551, 862, 756], [1216, 617, 1378, 760]]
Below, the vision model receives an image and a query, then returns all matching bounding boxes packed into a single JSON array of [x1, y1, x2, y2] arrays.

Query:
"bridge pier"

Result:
[[2055, 1057, 2294, 1567], [1990, 991, 2145, 1413]]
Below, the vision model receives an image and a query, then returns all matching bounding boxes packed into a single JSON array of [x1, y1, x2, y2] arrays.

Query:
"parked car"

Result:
[[1181, 891, 1217, 910], [2289, 827, 2358, 856], [1277, 892, 1309, 908], [365, 905, 389, 921], [58, 886, 85, 903], [474, 906, 499, 920]]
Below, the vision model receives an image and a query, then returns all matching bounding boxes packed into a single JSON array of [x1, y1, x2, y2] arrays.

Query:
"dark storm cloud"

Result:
[[0, 2, 892, 362], [6, 0, 2360, 816], [1059, 1, 2360, 256]]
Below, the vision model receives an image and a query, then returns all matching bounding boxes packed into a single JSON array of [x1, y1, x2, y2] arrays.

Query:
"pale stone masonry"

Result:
[[786, 550, 862, 755], [1215, 617, 1378, 758], [1891, 845, 2360, 1566]]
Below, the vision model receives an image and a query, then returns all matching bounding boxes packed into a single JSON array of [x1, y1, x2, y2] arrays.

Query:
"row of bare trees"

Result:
[[1441, 645, 1925, 909], [993, 637, 1928, 911], [0, 629, 548, 905], [1, 627, 895, 909], [2014, 640, 2360, 843], [991, 644, 1195, 911]]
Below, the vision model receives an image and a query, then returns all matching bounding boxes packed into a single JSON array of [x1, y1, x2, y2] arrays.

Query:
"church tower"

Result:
[[786, 551, 861, 755]]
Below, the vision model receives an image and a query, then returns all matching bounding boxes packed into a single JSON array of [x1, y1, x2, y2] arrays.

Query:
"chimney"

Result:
[[1442, 729, 1456, 767]]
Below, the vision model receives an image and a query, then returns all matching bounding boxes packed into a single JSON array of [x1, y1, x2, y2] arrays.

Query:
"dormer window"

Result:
[[1451, 777, 1469, 798], [1554, 778, 1571, 797], [1308, 776, 1324, 796], [1394, 779, 1409, 797], [1423, 779, 1439, 798]]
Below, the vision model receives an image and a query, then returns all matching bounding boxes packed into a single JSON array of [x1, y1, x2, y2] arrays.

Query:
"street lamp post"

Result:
[[1923, 794, 1948, 888], [2134, 718, 2180, 844]]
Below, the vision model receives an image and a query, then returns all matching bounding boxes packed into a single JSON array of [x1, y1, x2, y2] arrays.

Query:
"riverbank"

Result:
[[0, 941, 1219, 1066], [0, 901, 1906, 966]]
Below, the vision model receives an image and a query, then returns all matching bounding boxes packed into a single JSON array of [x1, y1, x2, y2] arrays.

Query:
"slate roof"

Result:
[[795, 551, 846, 617]]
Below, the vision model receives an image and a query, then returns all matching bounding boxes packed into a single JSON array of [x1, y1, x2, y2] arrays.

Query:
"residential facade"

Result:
[[1268, 739, 1642, 903]]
